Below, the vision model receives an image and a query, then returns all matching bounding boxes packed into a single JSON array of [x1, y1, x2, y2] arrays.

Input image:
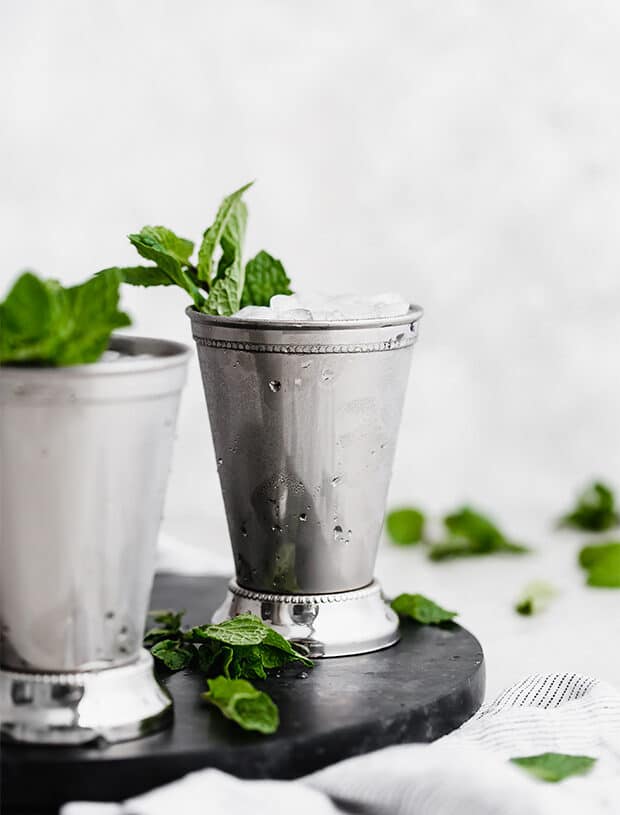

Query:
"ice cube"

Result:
[[270, 294, 300, 312], [310, 309, 347, 321], [278, 308, 313, 321], [234, 306, 278, 319], [373, 300, 410, 317], [369, 292, 405, 305], [330, 300, 376, 319]]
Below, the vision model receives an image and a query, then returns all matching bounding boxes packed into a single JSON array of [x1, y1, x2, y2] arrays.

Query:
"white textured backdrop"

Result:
[[2, 2, 620, 570]]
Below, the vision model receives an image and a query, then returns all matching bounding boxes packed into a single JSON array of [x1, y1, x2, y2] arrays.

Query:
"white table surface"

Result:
[[159, 510, 620, 701]]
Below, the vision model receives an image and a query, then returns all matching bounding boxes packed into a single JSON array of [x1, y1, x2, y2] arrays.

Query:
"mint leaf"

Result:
[[510, 753, 596, 783], [191, 615, 269, 646], [560, 482, 619, 532], [262, 627, 313, 667], [130, 226, 194, 267], [391, 593, 457, 624], [151, 638, 196, 671], [197, 182, 253, 284], [205, 199, 248, 316], [150, 609, 186, 630], [144, 608, 187, 644], [1, 273, 66, 363], [515, 581, 557, 615], [0, 270, 130, 366], [188, 614, 312, 676], [128, 226, 205, 309], [386, 508, 425, 545], [241, 251, 292, 308], [56, 270, 132, 365], [107, 266, 176, 287], [202, 676, 279, 734], [215, 199, 248, 280], [429, 507, 528, 561], [197, 641, 234, 676], [191, 615, 312, 666], [578, 542, 620, 587]]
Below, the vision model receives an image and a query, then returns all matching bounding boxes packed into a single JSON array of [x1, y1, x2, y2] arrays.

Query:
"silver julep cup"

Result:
[[0, 335, 190, 744], [189, 305, 423, 656]]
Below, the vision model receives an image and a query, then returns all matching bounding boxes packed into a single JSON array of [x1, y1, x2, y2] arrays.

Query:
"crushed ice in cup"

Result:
[[232, 292, 410, 321]]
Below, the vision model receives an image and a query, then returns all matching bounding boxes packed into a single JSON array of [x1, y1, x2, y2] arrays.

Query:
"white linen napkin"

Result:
[[63, 672, 620, 815]]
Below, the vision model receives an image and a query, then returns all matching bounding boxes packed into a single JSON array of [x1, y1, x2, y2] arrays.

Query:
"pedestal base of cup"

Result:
[[0, 649, 172, 746], [212, 579, 400, 658]]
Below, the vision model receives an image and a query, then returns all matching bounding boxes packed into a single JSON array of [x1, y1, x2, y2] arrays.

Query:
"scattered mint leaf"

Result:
[[559, 482, 619, 532], [0, 269, 130, 366], [578, 542, 620, 588], [510, 753, 596, 783], [429, 507, 528, 561], [203, 676, 279, 734], [241, 251, 292, 308], [391, 593, 457, 624], [197, 182, 253, 284], [386, 508, 425, 545], [515, 581, 557, 615], [151, 638, 196, 671]]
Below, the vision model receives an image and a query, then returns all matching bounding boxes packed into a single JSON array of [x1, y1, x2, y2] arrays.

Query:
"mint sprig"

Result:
[[113, 183, 292, 316], [0, 269, 130, 366]]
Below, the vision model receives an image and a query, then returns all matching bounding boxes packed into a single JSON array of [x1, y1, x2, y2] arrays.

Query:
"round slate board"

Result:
[[2, 575, 485, 813]]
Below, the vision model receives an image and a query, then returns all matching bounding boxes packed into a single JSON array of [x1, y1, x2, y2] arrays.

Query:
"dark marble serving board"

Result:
[[2, 574, 485, 813]]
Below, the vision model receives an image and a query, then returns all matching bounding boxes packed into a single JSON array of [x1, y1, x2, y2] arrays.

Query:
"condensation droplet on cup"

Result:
[[217, 457, 223, 465], [268, 380, 281, 392], [294, 377, 302, 387], [297, 671, 309, 680], [334, 525, 351, 544], [321, 369, 334, 383], [240, 524, 248, 537], [331, 475, 341, 485], [299, 513, 307, 522]]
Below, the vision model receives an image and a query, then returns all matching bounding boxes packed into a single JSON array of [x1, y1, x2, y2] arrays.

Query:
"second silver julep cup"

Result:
[[0, 335, 190, 744], [189, 306, 423, 657]]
